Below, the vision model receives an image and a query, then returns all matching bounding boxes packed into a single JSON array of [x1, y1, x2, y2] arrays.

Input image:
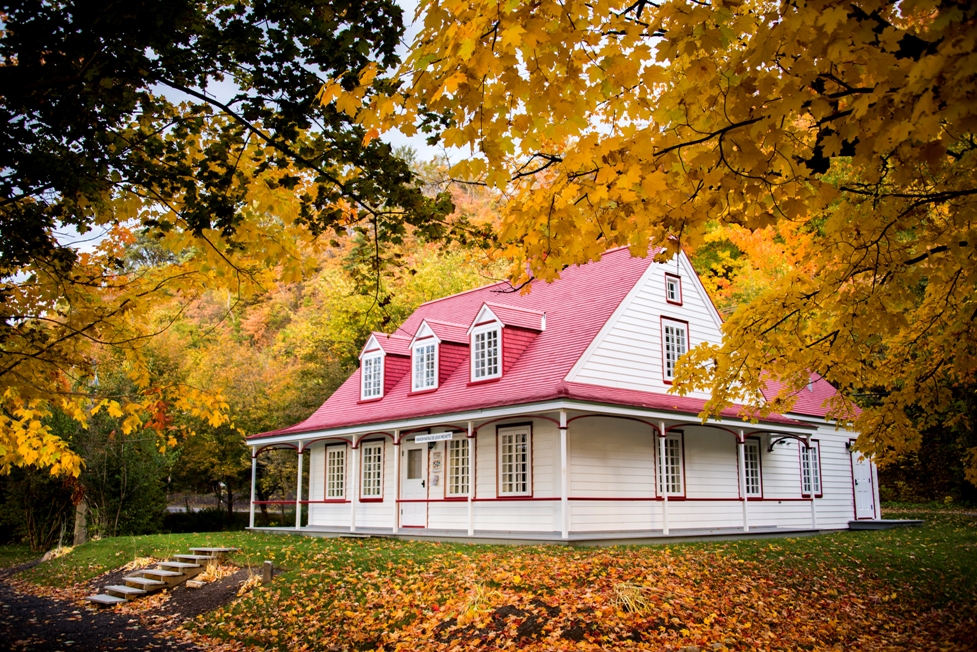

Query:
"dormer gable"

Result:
[[358, 333, 410, 401], [466, 303, 543, 383]]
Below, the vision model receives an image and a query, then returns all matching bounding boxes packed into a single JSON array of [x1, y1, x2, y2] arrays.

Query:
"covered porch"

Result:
[[247, 399, 828, 542]]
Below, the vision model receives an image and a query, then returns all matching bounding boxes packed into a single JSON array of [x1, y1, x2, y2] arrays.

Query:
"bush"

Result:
[[163, 508, 249, 533]]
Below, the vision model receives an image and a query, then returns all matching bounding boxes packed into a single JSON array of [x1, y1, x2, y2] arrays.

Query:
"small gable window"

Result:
[[412, 342, 438, 391], [661, 318, 689, 382], [472, 326, 501, 380], [665, 273, 682, 305], [361, 354, 383, 400]]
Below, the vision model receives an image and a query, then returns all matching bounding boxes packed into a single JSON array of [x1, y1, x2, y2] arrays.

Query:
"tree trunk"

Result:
[[73, 497, 88, 546], [226, 487, 234, 520]]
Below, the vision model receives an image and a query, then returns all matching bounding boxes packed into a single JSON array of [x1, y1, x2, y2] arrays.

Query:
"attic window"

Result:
[[361, 353, 383, 400], [472, 326, 501, 381], [665, 273, 682, 305], [412, 341, 438, 391]]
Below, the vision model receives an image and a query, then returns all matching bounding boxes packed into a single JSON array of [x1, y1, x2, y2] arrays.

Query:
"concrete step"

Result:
[[86, 594, 128, 606], [158, 561, 203, 576], [138, 568, 185, 586], [123, 576, 167, 590], [104, 584, 147, 600], [173, 554, 216, 562]]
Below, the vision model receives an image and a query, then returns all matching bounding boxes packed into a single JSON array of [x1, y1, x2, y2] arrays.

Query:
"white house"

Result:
[[247, 247, 881, 543]]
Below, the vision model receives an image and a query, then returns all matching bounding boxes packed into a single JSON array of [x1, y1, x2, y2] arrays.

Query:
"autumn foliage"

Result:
[[337, 0, 977, 477]]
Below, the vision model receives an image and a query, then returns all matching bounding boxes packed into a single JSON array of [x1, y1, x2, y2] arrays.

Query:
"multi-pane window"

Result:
[[361, 354, 383, 399], [498, 428, 530, 495], [326, 446, 346, 499], [662, 319, 688, 381], [744, 439, 761, 497], [447, 438, 469, 496], [801, 441, 821, 496], [473, 328, 500, 379], [412, 343, 437, 391], [657, 434, 683, 496], [361, 442, 383, 498], [665, 274, 682, 304]]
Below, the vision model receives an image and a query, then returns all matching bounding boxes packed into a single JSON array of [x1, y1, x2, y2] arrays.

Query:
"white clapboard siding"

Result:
[[566, 252, 721, 400], [682, 428, 740, 499], [568, 417, 656, 499], [472, 501, 559, 533], [570, 502, 658, 532]]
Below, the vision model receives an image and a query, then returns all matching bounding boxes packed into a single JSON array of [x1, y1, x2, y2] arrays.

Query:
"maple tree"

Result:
[[0, 0, 492, 476], [342, 0, 977, 477]]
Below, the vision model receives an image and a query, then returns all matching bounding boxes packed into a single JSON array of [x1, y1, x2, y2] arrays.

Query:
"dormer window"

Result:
[[361, 353, 383, 400], [472, 326, 501, 381], [412, 341, 438, 391], [665, 273, 682, 305]]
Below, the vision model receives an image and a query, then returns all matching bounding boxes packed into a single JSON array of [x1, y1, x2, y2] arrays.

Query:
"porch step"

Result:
[[104, 584, 147, 600], [85, 594, 128, 606], [123, 576, 167, 590]]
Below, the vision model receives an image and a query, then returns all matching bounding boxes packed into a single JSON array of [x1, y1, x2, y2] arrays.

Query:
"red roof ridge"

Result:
[[416, 279, 509, 307], [421, 318, 469, 328], [482, 301, 545, 316]]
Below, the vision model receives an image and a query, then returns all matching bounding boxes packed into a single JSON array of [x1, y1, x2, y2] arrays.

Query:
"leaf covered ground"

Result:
[[4, 511, 976, 651]]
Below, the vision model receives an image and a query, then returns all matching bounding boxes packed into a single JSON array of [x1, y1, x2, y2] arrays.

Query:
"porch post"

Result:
[[249, 448, 257, 529], [559, 409, 569, 540], [392, 430, 400, 535], [350, 435, 359, 533], [659, 421, 669, 536], [738, 430, 749, 533], [467, 421, 475, 537], [807, 435, 817, 530], [295, 443, 304, 530]]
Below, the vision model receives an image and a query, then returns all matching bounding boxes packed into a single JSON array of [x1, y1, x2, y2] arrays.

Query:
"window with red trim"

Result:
[[360, 441, 383, 498], [662, 319, 688, 381], [665, 274, 682, 305]]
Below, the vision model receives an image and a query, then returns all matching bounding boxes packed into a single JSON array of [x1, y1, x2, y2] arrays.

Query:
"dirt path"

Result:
[[0, 577, 202, 651]]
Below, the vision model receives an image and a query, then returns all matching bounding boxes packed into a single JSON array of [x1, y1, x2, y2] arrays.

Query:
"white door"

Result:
[[852, 451, 876, 519], [401, 442, 428, 527]]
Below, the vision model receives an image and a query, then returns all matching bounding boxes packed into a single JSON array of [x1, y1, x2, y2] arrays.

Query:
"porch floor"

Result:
[[247, 524, 829, 546]]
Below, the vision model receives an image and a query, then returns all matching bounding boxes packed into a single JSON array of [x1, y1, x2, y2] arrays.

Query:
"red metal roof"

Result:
[[761, 372, 851, 419], [251, 248, 820, 439], [419, 319, 469, 344], [482, 302, 546, 331], [362, 332, 411, 358]]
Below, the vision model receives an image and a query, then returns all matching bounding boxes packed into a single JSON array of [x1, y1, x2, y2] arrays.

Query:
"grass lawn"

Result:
[[3, 510, 975, 650], [0, 543, 37, 570]]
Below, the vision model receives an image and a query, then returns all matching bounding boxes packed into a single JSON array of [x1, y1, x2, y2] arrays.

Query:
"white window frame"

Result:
[[744, 439, 762, 498], [326, 445, 347, 499], [360, 352, 384, 400], [665, 273, 682, 305], [471, 324, 502, 381], [661, 318, 689, 382], [360, 441, 384, 499], [657, 432, 684, 497], [446, 437, 469, 497], [411, 340, 439, 391], [497, 426, 531, 496], [801, 440, 822, 497]]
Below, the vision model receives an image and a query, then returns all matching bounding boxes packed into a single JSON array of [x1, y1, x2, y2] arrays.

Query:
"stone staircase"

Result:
[[85, 547, 237, 607]]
